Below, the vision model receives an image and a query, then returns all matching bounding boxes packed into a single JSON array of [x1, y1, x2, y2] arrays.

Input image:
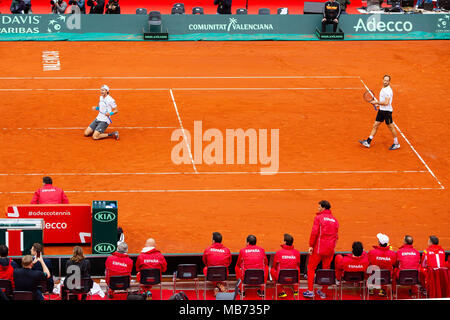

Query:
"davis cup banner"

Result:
[[5, 204, 92, 244]]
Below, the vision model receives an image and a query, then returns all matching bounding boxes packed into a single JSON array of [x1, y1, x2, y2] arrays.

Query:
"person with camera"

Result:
[[10, 0, 31, 13], [86, 0, 105, 14], [68, 0, 85, 13], [105, 0, 120, 14], [214, 0, 232, 14], [51, 0, 67, 13]]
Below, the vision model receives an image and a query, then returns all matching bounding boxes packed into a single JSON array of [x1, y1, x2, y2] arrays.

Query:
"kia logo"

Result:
[[94, 243, 115, 254], [94, 211, 116, 223]]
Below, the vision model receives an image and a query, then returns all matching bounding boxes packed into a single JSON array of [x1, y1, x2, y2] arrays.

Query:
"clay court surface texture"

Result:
[[0, 40, 449, 255]]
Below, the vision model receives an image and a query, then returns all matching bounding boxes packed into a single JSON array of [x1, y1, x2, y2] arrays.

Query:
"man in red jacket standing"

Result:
[[368, 233, 397, 297], [105, 242, 133, 298], [235, 234, 268, 298], [303, 200, 339, 299], [31, 177, 69, 204], [270, 233, 301, 299], [202, 232, 232, 295], [335, 241, 369, 281], [136, 238, 167, 297]]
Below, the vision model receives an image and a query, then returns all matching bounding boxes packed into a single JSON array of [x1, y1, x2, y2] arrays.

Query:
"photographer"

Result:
[[214, 0, 232, 14], [68, 0, 85, 13], [86, 0, 105, 14], [10, 0, 30, 13], [51, 0, 68, 13], [105, 0, 120, 14]]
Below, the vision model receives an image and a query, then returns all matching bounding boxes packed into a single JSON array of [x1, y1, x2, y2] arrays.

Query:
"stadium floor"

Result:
[[0, 40, 449, 256]]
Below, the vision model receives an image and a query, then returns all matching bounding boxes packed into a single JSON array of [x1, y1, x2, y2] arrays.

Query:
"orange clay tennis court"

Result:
[[0, 40, 449, 256]]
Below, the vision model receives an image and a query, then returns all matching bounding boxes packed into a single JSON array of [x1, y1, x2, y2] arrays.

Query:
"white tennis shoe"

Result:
[[389, 143, 400, 150], [359, 140, 370, 148]]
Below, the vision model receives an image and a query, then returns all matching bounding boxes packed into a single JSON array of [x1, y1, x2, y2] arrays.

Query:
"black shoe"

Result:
[[257, 289, 265, 298]]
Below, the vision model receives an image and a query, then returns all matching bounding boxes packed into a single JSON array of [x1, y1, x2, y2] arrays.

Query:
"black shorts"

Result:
[[375, 110, 393, 125], [89, 120, 109, 133]]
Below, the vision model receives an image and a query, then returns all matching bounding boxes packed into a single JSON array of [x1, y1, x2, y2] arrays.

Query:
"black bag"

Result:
[[168, 291, 189, 300]]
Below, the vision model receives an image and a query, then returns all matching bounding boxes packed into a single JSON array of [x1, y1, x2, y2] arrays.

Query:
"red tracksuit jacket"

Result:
[[309, 209, 339, 256], [31, 184, 69, 204], [0, 258, 15, 289], [368, 245, 397, 271], [105, 252, 133, 283], [421, 245, 446, 269], [202, 243, 232, 268], [271, 244, 301, 275], [396, 244, 420, 270], [335, 252, 370, 274], [236, 244, 268, 271], [136, 248, 167, 273]]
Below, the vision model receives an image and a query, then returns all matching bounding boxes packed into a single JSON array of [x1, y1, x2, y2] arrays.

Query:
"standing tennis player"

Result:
[[359, 75, 400, 150], [84, 85, 119, 141]]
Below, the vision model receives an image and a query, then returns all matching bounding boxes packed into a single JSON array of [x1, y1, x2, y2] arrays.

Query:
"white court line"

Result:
[[0, 87, 362, 91], [0, 187, 442, 194], [0, 76, 361, 80], [0, 170, 428, 176], [2, 126, 177, 130], [359, 77, 445, 190], [169, 88, 198, 174]]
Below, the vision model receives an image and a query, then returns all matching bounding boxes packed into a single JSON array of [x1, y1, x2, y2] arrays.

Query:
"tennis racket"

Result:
[[361, 81, 379, 111]]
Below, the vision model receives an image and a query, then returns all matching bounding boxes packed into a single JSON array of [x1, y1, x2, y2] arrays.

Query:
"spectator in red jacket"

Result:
[[420, 235, 448, 294], [202, 232, 232, 295], [31, 176, 69, 204], [335, 241, 369, 281], [368, 233, 397, 297], [0, 245, 18, 290], [395, 235, 420, 296], [270, 233, 301, 299], [303, 200, 339, 299], [235, 235, 268, 298], [105, 242, 133, 298], [136, 238, 167, 293]]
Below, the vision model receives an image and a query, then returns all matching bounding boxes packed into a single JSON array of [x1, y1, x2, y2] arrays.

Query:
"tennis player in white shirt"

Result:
[[84, 85, 119, 141], [359, 75, 400, 150]]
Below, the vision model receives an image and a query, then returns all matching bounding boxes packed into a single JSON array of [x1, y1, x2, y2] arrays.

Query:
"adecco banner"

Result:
[[0, 14, 448, 40], [5, 204, 91, 244]]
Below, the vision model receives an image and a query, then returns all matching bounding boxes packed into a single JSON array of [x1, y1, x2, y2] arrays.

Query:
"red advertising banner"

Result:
[[4, 204, 92, 244]]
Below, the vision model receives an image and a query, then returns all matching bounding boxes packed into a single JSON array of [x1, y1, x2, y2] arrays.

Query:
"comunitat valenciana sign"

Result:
[[188, 17, 275, 33], [0, 14, 81, 34]]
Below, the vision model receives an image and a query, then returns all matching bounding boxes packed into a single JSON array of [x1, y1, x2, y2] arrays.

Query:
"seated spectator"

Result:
[[322, 0, 341, 33], [368, 233, 397, 297], [31, 176, 69, 204], [415, 0, 433, 8], [30, 243, 54, 293], [61, 246, 91, 300], [202, 232, 232, 296], [13, 255, 51, 300], [270, 233, 300, 299], [214, 0, 232, 14], [86, 0, 104, 14], [336, 0, 350, 12], [67, 0, 85, 13], [0, 244, 18, 289], [335, 241, 369, 281], [420, 235, 449, 297], [235, 235, 268, 297], [51, 0, 67, 13], [395, 235, 420, 297], [105, 0, 120, 14], [136, 238, 167, 294], [10, 0, 28, 13], [105, 242, 133, 297]]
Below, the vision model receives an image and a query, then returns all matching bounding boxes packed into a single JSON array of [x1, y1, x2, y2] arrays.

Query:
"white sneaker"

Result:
[[359, 140, 370, 148], [389, 143, 400, 150]]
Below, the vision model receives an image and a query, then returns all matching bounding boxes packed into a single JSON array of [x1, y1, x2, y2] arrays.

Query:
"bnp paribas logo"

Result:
[[437, 15, 449, 30]]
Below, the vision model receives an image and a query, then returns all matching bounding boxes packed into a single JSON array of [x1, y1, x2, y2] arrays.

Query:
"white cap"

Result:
[[101, 84, 110, 92], [377, 233, 389, 245]]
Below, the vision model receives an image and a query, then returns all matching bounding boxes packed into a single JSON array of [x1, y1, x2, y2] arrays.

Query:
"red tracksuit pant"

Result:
[[307, 253, 334, 291]]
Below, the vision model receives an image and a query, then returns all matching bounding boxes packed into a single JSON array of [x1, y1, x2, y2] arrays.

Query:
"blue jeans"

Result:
[[415, 0, 432, 7]]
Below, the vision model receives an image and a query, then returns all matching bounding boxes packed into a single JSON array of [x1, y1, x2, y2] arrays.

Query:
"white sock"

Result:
[[369, 135, 374, 140], [394, 137, 398, 145]]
